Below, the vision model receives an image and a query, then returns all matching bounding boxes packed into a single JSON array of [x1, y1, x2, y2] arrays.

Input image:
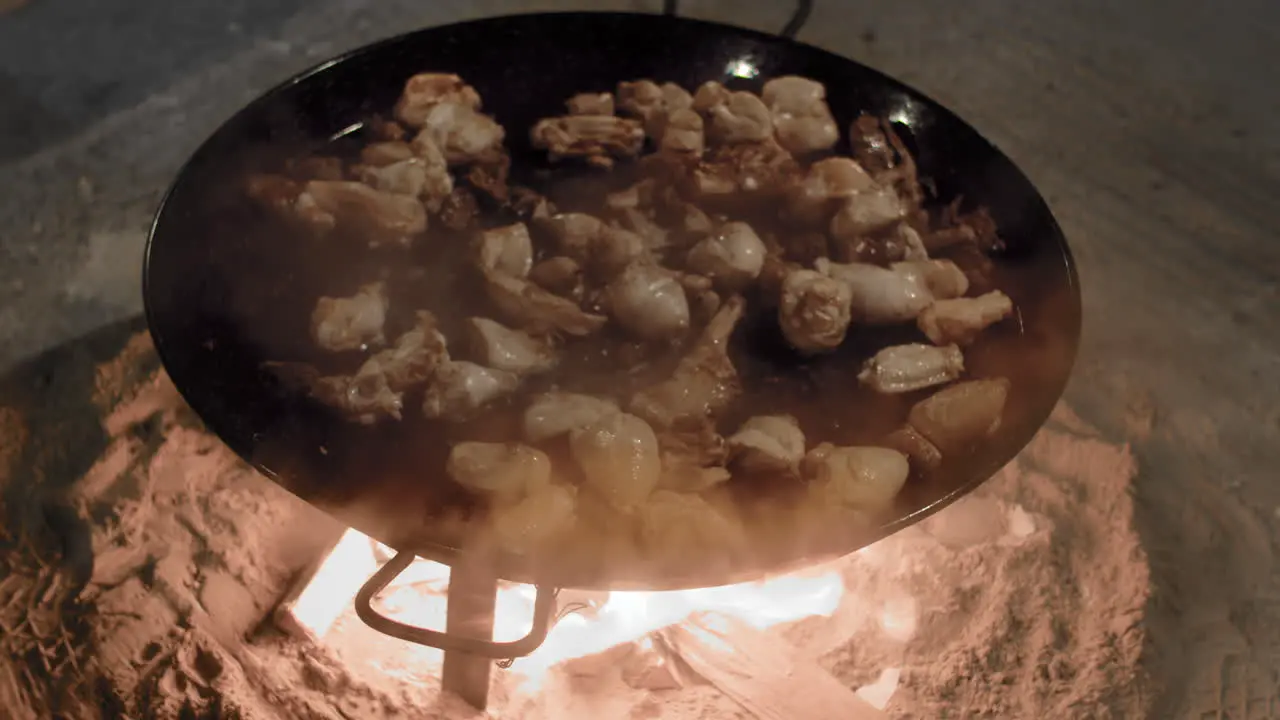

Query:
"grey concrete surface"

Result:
[[0, 0, 1277, 716]]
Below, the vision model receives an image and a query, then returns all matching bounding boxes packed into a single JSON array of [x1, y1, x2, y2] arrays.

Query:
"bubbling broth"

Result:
[[239, 72, 1019, 579]]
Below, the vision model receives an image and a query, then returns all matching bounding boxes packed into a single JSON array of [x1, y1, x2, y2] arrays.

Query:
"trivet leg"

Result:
[[441, 559, 499, 710]]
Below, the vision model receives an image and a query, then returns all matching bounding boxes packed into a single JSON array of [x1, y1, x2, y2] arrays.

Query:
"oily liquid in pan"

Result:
[[143, 13, 1080, 590]]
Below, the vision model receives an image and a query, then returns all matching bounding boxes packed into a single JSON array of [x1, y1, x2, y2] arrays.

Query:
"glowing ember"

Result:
[[288, 528, 847, 685]]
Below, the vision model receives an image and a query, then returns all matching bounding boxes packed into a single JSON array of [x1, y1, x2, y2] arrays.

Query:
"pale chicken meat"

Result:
[[422, 360, 519, 421], [696, 84, 774, 144], [482, 269, 608, 337], [658, 108, 705, 156], [309, 371, 404, 425], [310, 282, 388, 352], [761, 75, 840, 154], [446, 441, 552, 499], [918, 290, 1014, 345], [891, 259, 970, 300], [606, 262, 691, 341], [522, 392, 620, 443], [569, 411, 662, 511], [528, 256, 585, 301], [489, 483, 577, 554], [617, 80, 695, 140], [778, 268, 854, 354], [638, 490, 748, 562], [356, 310, 450, 390], [629, 295, 745, 429], [907, 378, 1010, 454], [567, 92, 615, 116], [298, 180, 427, 245], [786, 156, 878, 226], [531, 115, 645, 167], [655, 423, 732, 492], [829, 186, 907, 240], [857, 343, 965, 394], [815, 258, 934, 324], [728, 414, 806, 474], [393, 73, 482, 128], [538, 213, 645, 277], [463, 317, 557, 376], [476, 222, 534, 278], [804, 444, 910, 511], [360, 134, 453, 211], [413, 102, 505, 165], [685, 221, 767, 290]]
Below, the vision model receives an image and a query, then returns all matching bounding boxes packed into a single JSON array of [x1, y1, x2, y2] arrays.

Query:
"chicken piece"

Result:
[[446, 441, 552, 498], [438, 187, 480, 231], [804, 444, 910, 511], [701, 90, 773, 144], [246, 174, 304, 216], [310, 372, 403, 424], [815, 258, 933, 324], [786, 157, 877, 226], [569, 412, 662, 511], [476, 223, 534, 278], [464, 317, 557, 376], [829, 186, 907, 241], [858, 343, 965, 394], [657, 421, 730, 467], [467, 153, 512, 203], [298, 181, 428, 245], [778, 269, 854, 354], [728, 414, 806, 474], [884, 425, 942, 473], [691, 81, 732, 114], [692, 138, 800, 198], [310, 282, 387, 352], [567, 92, 615, 116], [482, 270, 608, 337], [891, 259, 969, 299], [761, 76, 840, 154], [490, 483, 577, 554], [394, 73, 482, 128], [606, 262, 691, 341], [918, 291, 1014, 346], [413, 103, 505, 165], [357, 310, 449, 390], [686, 221, 767, 290], [531, 115, 645, 167], [639, 490, 748, 562], [617, 80, 694, 139], [523, 392, 620, 443], [539, 212, 606, 260], [629, 295, 745, 429], [528, 257, 585, 301], [285, 156, 345, 182], [658, 108, 705, 156], [908, 378, 1010, 454], [422, 361, 519, 421], [357, 156, 454, 213], [361, 141, 416, 167], [611, 209, 669, 252]]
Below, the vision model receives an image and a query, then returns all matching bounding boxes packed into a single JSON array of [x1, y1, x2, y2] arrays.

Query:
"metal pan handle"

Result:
[[663, 0, 814, 39], [353, 551, 558, 659]]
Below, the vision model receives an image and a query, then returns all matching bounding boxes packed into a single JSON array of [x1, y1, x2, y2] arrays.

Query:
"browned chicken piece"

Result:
[[691, 138, 800, 198], [482, 269, 609, 337], [654, 417, 731, 493], [394, 73, 482, 128], [629, 295, 746, 429], [360, 141, 415, 166], [357, 310, 450, 390], [356, 157, 453, 212], [422, 360, 520, 421], [310, 282, 387, 352], [606, 262, 691, 341], [803, 444, 910, 511], [412, 103, 506, 166], [857, 343, 965, 394], [567, 92, 615, 116], [463, 317, 557, 376], [569, 411, 663, 511], [696, 85, 774, 144], [907, 378, 1010, 454], [685, 221, 767, 290], [523, 392, 621, 443], [918, 290, 1014, 346], [849, 114, 923, 209], [310, 371, 404, 425], [727, 414, 806, 474], [829, 186, 907, 242], [446, 441, 552, 499], [530, 115, 645, 168], [298, 180, 428, 246], [891, 259, 970, 300], [437, 187, 480, 231], [778, 268, 854, 354], [785, 156, 877, 226], [617, 80, 695, 139], [467, 152, 512, 202], [883, 424, 942, 473], [367, 116, 407, 142], [476, 223, 534, 278], [528, 256, 585, 301], [761, 76, 840, 154], [815, 258, 935, 324], [658, 108, 705, 156]]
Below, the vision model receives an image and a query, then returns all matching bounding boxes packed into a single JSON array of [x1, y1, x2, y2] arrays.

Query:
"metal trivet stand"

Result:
[[351, 1, 815, 710]]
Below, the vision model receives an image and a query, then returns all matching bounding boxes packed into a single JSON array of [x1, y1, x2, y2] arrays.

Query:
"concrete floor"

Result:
[[1, 0, 1277, 716]]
